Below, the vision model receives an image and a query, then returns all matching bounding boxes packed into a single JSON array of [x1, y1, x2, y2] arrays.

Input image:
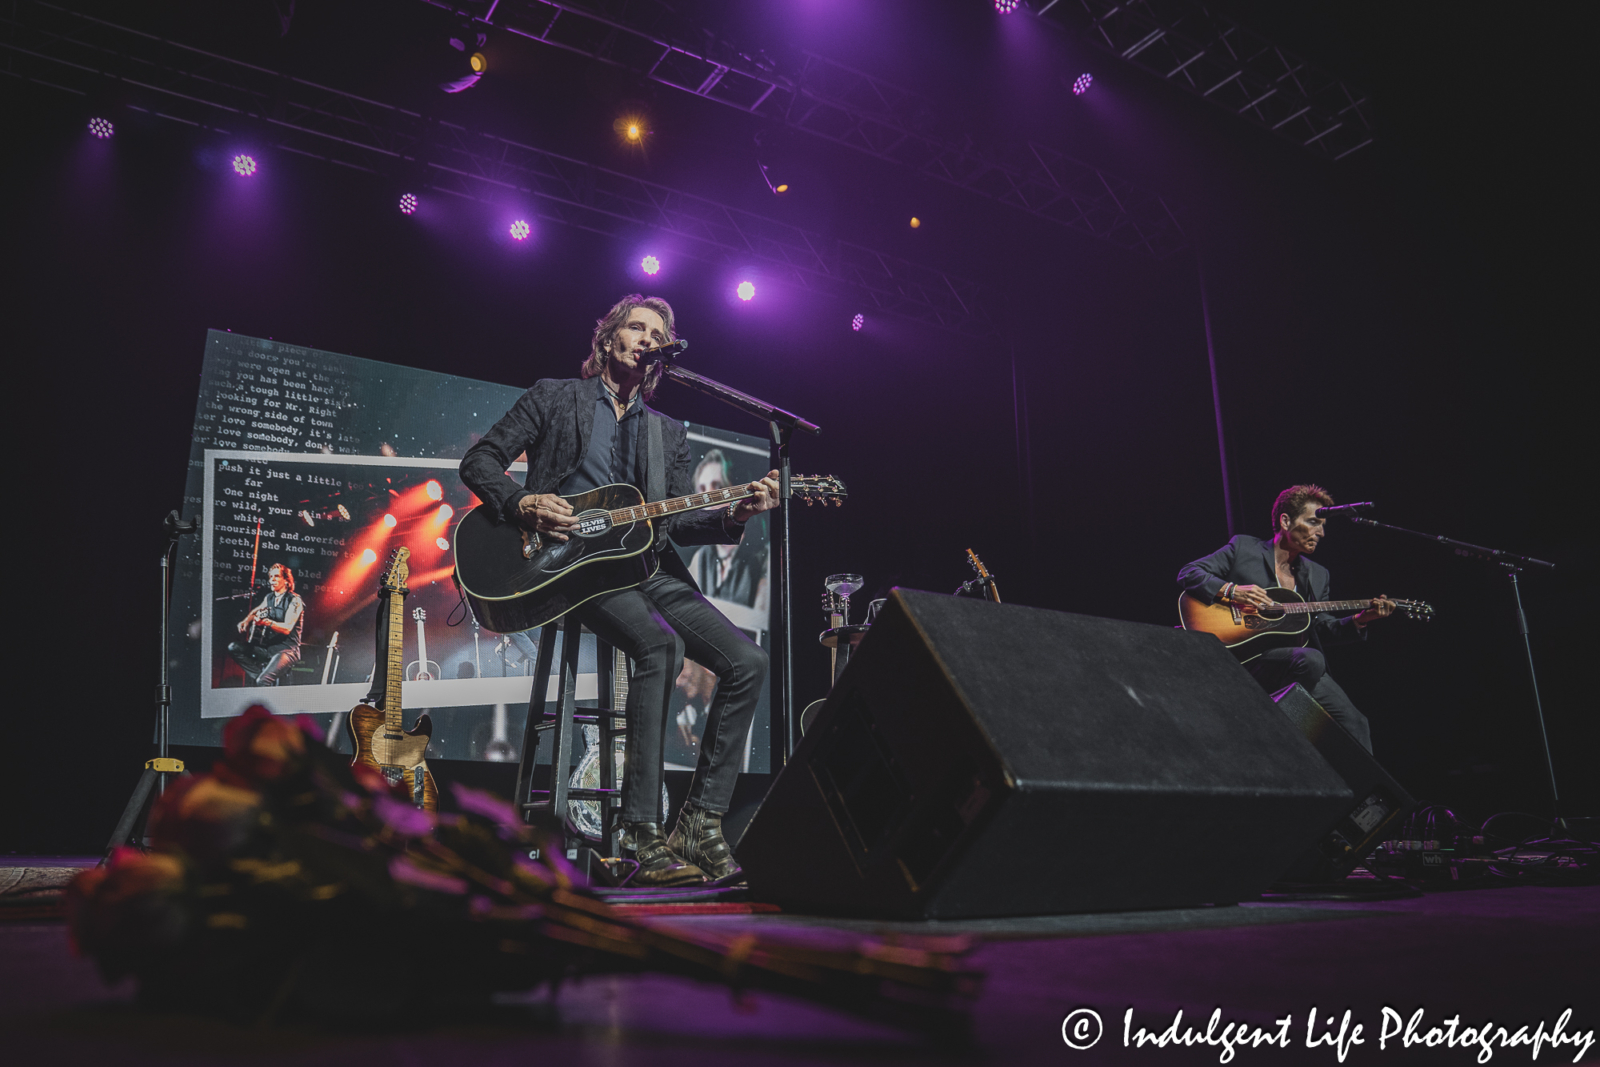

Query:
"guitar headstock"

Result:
[[412, 607, 428, 622], [792, 474, 847, 507], [381, 547, 411, 595], [1395, 599, 1435, 622], [966, 548, 992, 581]]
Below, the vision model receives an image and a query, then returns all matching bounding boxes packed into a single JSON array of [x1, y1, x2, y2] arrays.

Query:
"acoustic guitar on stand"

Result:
[[1179, 588, 1434, 663], [348, 548, 438, 811]]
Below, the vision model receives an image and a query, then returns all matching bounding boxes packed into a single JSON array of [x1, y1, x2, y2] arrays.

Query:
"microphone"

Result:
[[1316, 502, 1374, 517], [641, 339, 688, 363]]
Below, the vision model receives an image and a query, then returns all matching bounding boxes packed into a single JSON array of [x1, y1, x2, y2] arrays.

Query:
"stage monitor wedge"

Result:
[[739, 589, 1354, 918]]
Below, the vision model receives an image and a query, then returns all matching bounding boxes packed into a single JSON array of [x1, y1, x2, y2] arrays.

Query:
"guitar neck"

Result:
[[607, 484, 753, 524], [1280, 598, 1381, 615], [384, 590, 404, 729]]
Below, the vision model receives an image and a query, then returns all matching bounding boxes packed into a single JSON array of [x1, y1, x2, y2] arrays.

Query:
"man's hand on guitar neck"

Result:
[[518, 493, 579, 542], [728, 470, 781, 525], [1353, 596, 1397, 628]]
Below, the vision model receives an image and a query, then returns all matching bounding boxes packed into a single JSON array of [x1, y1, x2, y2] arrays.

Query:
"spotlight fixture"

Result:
[[232, 154, 257, 177], [336, 505, 351, 520], [360, 548, 378, 564], [614, 114, 651, 145], [436, 504, 454, 524], [909, 217, 922, 228], [509, 219, 530, 241], [736, 281, 755, 301], [754, 129, 791, 195], [87, 117, 114, 139], [1073, 73, 1093, 96], [436, 537, 451, 551], [425, 480, 443, 501], [299, 510, 316, 527], [399, 193, 418, 215], [641, 255, 661, 275], [994, 0, 1020, 12], [383, 513, 397, 528], [441, 28, 488, 93], [851, 313, 864, 332]]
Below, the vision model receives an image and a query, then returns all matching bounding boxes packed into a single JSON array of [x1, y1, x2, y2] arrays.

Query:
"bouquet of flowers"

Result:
[[68, 708, 979, 1032]]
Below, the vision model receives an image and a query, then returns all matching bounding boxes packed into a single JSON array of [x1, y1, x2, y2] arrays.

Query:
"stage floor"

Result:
[[3, 859, 1594, 1065]]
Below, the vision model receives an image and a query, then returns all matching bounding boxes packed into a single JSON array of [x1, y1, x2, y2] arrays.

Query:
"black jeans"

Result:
[[577, 571, 768, 822], [1246, 646, 1373, 753], [228, 642, 299, 686]]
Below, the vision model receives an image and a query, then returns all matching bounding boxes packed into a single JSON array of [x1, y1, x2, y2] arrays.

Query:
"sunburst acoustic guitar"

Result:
[[1179, 587, 1433, 662], [348, 547, 439, 811]]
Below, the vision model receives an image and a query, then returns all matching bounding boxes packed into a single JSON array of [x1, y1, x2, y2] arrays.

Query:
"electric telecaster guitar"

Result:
[[1178, 587, 1434, 662], [453, 475, 847, 634], [348, 548, 439, 811]]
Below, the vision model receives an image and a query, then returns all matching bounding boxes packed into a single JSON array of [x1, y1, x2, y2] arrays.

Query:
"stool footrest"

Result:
[[532, 712, 628, 730]]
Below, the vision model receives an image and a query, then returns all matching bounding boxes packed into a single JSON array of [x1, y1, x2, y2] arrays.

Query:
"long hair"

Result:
[[268, 563, 295, 594], [580, 294, 675, 401]]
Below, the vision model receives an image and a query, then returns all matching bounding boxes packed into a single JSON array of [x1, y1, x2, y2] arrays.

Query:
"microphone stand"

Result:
[[654, 352, 821, 766], [103, 510, 201, 862], [1335, 511, 1564, 830]]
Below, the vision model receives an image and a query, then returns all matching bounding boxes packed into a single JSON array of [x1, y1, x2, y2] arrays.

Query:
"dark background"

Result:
[[4, 1, 1592, 853]]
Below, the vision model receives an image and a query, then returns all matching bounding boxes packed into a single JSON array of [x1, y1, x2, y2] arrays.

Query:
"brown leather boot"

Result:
[[620, 822, 707, 887], [667, 805, 744, 886]]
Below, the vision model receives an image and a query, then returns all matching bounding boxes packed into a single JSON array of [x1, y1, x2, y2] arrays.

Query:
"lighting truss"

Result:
[[2, 1, 994, 336], [467, 1, 1187, 260], [1037, 0, 1374, 161]]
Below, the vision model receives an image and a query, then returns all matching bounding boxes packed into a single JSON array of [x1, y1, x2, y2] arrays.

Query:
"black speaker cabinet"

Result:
[[740, 589, 1355, 918], [1271, 684, 1416, 882]]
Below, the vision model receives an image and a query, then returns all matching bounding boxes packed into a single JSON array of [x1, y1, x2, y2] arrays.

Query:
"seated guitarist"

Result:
[[1177, 485, 1396, 752], [460, 294, 779, 887]]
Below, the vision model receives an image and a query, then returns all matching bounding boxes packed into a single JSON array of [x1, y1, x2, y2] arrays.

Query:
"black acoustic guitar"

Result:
[[453, 476, 846, 633]]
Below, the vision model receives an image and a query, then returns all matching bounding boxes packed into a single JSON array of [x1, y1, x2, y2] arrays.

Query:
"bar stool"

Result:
[[513, 613, 630, 859]]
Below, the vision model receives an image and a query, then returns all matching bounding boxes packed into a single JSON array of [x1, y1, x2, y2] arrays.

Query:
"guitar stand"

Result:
[[103, 511, 199, 862]]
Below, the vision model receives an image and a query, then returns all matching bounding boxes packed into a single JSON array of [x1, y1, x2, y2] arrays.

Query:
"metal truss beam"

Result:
[[461, 1, 1186, 260], [2, 1, 995, 336], [1038, 0, 1374, 161]]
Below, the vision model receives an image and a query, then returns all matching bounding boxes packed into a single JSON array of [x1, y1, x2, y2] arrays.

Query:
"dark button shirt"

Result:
[[559, 375, 643, 497]]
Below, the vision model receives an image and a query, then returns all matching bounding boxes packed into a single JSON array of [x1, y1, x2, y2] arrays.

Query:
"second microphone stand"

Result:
[[657, 354, 820, 766], [1337, 510, 1564, 830]]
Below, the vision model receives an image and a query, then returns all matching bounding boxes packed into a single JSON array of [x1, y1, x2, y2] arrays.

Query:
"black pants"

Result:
[[576, 571, 768, 822], [228, 641, 299, 686], [1246, 646, 1372, 753]]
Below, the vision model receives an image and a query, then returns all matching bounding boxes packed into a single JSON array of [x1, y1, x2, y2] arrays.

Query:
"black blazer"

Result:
[[1177, 534, 1364, 652], [459, 378, 741, 589]]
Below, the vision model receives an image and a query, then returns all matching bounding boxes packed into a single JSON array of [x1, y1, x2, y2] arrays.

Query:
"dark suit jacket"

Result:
[[1177, 534, 1365, 652], [458, 377, 741, 589]]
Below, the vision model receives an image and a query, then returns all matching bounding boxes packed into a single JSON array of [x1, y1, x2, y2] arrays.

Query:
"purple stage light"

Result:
[[509, 219, 530, 241], [399, 193, 418, 215], [1073, 73, 1093, 96], [851, 313, 864, 332], [232, 154, 257, 176], [994, 0, 1020, 13], [641, 255, 661, 275], [736, 281, 755, 301], [87, 117, 114, 139]]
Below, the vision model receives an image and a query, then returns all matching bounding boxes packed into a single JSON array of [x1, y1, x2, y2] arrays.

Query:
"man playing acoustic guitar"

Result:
[[1177, 485, 1396, 752], [460, 295, 779, 887]]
